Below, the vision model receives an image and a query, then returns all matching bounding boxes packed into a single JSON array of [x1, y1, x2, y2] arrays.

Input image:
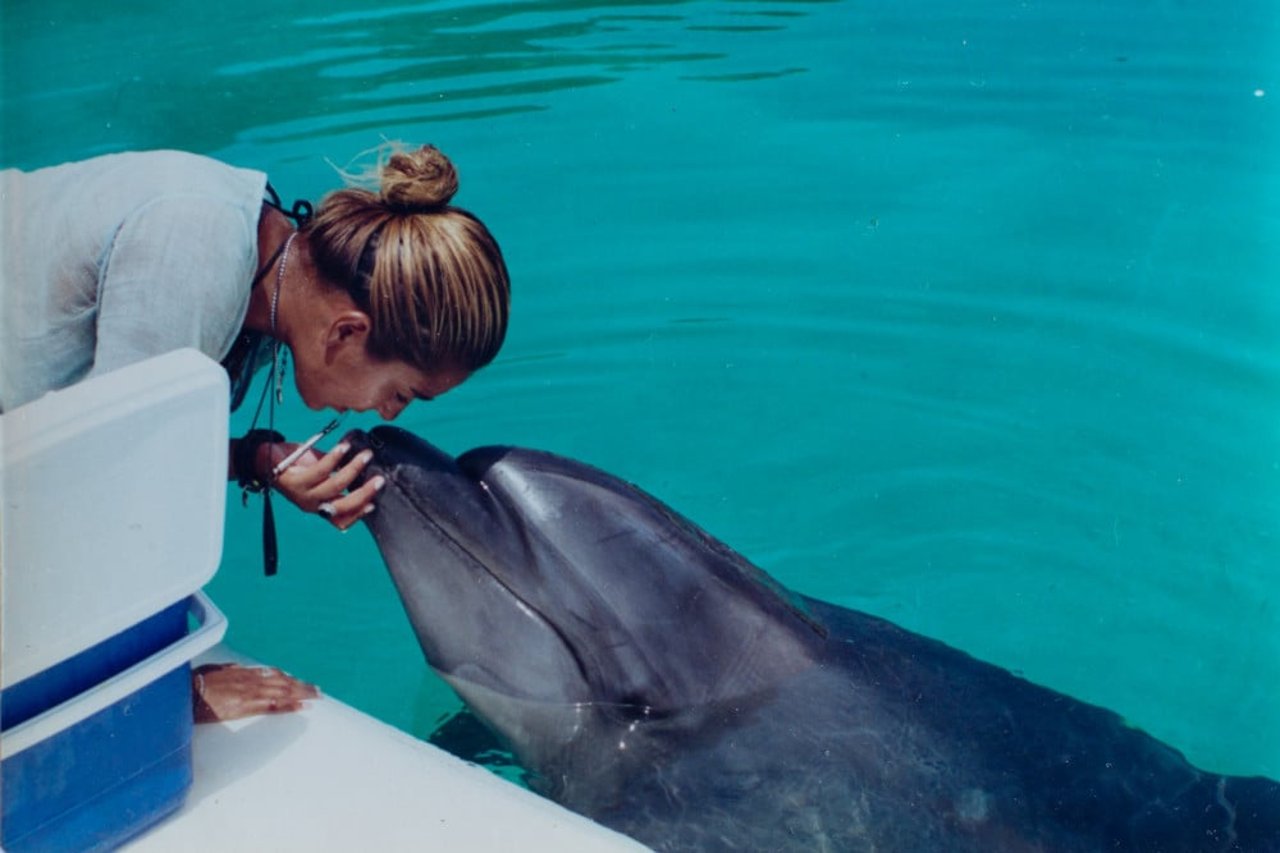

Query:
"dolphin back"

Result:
[[794, 597, 1280, 852]]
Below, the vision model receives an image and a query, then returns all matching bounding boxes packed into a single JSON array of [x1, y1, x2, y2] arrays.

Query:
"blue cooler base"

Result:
[[2, 602, 196, 852]]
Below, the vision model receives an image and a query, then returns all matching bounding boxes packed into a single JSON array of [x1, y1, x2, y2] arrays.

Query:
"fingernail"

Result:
[[372, 475, 386, 491], [362, 504, 376, 516], [333, 443, 350, 456], [359, 450, 374, 464]]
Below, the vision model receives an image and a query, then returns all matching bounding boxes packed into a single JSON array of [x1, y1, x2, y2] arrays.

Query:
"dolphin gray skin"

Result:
[[350, 425, 1279, 852]]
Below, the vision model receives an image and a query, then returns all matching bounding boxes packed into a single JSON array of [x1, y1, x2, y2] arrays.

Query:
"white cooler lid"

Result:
[[2, 349, 229, 687]]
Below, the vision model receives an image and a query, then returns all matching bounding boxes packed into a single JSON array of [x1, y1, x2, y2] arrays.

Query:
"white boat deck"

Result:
[[127, 648, 645, 852]]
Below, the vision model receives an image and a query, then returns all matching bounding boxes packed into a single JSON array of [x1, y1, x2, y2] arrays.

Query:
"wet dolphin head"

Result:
[[350, 426, 821, 725]]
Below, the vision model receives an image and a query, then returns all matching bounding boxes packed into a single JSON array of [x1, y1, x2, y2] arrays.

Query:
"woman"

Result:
[[1, 143, 511, 721]]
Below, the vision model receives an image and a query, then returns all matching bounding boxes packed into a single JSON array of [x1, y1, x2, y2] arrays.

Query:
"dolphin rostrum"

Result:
[[351, 426, 1279, 852]]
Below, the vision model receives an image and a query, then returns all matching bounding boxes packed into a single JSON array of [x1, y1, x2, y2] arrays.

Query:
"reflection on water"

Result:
[[1, 0, 831, 164]]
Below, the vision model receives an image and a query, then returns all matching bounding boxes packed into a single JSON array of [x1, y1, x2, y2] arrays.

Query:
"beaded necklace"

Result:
[[270, 232, 297, 405]]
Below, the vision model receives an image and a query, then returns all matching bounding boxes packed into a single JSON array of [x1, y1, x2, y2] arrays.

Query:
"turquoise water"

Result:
[[4, 0, 1277, 779]]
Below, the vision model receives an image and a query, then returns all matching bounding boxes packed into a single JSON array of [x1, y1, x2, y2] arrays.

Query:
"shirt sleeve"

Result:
[[88, 194, 257, 379]]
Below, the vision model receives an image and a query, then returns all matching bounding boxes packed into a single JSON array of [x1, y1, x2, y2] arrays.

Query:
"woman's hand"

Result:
[[192, 663, 319, 724], [257, 439, 386, 530]]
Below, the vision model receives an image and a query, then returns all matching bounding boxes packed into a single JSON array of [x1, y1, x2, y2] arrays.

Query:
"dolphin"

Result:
[[350, 425, 1279, 852]]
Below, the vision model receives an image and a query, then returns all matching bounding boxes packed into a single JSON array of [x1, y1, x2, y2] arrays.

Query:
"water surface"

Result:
[[4, 0, 1277, 778]]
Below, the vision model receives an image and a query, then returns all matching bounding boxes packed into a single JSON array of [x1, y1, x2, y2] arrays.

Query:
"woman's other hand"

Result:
[[192, 663, 319, 724], [258, 439, 385, 530]]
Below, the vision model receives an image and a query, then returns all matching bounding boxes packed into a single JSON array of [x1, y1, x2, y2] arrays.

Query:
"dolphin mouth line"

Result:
[[376, 464, 594, 691]]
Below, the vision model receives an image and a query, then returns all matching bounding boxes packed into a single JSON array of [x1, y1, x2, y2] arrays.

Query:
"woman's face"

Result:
[[294, 345, 470, 421]]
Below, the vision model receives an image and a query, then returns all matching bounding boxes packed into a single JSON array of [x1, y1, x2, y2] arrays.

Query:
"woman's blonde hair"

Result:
[[304, 144, 509, 373]]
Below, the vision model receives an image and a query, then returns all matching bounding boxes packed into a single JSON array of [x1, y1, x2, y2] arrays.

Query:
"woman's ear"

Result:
[[324, 310, 372, 360]]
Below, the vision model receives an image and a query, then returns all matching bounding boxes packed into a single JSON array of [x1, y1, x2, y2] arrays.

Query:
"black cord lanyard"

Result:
[[265, 182, 314, 228], [235, 184, 314, 576]]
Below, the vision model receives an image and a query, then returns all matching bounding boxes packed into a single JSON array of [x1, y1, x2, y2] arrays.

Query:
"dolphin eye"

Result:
[[609, 695, 663, 722]]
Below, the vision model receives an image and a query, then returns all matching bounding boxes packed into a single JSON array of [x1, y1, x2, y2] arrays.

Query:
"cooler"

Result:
[[1, 350, 231, 851]]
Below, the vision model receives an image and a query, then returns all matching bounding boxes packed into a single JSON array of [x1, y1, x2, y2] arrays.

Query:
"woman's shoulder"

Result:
[[18, 148, 258, 176], [106, 149, 262, 182], [12, 149, 268, 211]]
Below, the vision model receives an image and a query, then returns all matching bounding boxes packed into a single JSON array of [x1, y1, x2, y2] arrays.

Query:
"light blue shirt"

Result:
[[0, 150, 268, 412]]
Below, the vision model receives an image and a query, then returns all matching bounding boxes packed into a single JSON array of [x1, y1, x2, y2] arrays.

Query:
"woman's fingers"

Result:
[[262, 437, 384, 528], [273, 444, 376, 504], [282, 448, 369, 494], [192, 663, 320, 724], [318, 474, 386, 530], [274, 442, 359, 487], [319, 448, 375, 493]]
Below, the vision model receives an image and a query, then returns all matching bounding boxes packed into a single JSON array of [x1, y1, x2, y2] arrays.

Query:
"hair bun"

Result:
[[380, 145, 459, 213]]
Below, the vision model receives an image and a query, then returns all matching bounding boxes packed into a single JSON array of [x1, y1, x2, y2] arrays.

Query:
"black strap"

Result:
[[265, 182, 314, 227], [234, 428, 285, 577], [262, 490, 279, 577], [250, 237, 289, 291], [221, 218, 289, 411], [233, 182, 313, 578]]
